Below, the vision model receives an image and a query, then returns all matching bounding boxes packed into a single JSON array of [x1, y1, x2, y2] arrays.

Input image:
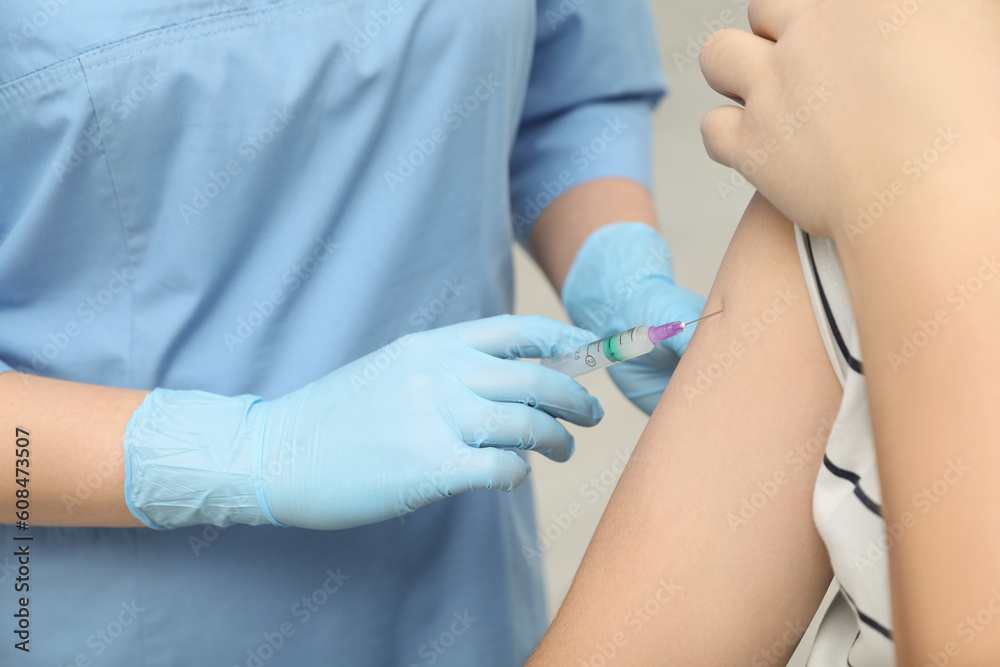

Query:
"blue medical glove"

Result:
[[562, 223, 706, 415], [123, 315, 603, 530]]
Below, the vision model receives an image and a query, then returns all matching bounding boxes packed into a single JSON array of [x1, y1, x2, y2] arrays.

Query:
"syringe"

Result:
[[541, 310, 724, 377]]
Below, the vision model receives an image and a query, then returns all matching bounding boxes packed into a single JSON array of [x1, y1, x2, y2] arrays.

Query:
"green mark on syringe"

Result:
[[602, 328, 635, 362]]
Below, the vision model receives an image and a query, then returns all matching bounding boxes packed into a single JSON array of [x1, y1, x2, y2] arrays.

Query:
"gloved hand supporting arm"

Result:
[[529, 179, 706, 415]]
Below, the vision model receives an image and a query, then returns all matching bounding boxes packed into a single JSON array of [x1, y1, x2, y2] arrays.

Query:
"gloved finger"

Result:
[[451, 314, 595, 359], [699, 29, 768, 108], [442, 447, 532, 494], [399, 448, 530, 514], [455, 400, 577, 463], [463, 358, 604, 426]]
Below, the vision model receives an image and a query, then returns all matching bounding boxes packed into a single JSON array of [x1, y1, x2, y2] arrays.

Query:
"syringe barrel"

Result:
[[541, 326, 654, 377]]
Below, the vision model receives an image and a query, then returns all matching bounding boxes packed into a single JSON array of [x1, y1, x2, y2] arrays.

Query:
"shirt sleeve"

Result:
[[509, 0, 668, 245]]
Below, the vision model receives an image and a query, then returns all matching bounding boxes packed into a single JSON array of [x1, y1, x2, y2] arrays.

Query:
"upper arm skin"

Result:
[[527, 193, 842, 665]]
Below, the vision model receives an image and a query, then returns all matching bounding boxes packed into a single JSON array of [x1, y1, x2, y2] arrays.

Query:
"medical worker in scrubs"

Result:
[[0, 0, 703, 664]]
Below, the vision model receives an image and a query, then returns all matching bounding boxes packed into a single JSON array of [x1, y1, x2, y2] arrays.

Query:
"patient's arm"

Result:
[[527, 193, 842, 665]]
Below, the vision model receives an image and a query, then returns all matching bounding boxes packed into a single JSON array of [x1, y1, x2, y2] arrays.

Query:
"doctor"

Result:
[[0, 0, 702, 664]]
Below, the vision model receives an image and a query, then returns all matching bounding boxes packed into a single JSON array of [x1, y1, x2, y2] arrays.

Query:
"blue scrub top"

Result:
[[0, 1, 664, 664]]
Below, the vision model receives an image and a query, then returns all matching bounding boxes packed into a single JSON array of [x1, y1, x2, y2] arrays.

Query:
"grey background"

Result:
[[518, 2, 831, 664]]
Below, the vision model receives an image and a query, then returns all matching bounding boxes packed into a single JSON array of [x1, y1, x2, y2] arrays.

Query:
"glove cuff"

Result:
[[254, 384, 314, 528], [122, 388, 278, 529], [562, 222, 675, 335]]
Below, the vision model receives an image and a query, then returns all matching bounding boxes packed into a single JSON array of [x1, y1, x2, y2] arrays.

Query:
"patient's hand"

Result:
[[699, 0, 1000, 243]]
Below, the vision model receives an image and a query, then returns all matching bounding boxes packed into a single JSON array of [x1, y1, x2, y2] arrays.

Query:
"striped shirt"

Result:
[[795, 228, 895, 666]]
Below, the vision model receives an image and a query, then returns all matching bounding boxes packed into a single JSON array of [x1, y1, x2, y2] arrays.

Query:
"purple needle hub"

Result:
[[648, 322, 685, 344]]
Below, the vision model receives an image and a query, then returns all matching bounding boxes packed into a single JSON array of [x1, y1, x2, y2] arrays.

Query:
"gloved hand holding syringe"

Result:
[[541, 309, 724, 377]]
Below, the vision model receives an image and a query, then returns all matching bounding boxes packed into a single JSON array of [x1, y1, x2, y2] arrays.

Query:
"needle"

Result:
[[684, 309, 724, 326]]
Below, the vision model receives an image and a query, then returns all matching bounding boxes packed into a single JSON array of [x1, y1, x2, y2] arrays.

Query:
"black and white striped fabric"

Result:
[[794, 227, 895, 666]]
